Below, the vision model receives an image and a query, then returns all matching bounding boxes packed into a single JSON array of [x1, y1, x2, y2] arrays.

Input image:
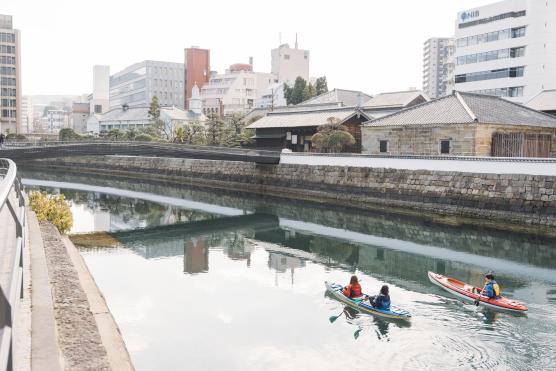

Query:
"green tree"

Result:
[[126, 127, 138, 140], [174, 126, 186, 143], [315, 76, 328, 96], [135, 133, 153, 142], [290, 77, 307, 105], [310, 117, 355, 153], [107, 128, 125, 140], [185, 122, 206, 144], [148, 96, 167, 139], [59, 128, 81, 141], [303, 83, 317, 102], [283, 83, 293, 105], [206, 113, 225, 145]]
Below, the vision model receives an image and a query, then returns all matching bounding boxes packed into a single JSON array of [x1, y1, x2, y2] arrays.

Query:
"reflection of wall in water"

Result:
[[357, 245, 526, 291], [268, 252, 305, 286]]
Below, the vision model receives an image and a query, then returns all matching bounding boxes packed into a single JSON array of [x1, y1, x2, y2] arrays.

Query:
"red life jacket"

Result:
[[343, 283, 362, 298]]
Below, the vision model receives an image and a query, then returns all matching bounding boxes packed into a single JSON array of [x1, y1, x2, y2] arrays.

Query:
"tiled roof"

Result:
[[364, 92, 556, 128], [363, 90, 428, 108], [299, 89, 372, 106], [526, 89, 556, 112], [100, 106, 149, 121], [246, 107, 371, 129]]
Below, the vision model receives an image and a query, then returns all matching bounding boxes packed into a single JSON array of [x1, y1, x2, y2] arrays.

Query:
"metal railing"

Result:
[[0, 159, 26, 371]]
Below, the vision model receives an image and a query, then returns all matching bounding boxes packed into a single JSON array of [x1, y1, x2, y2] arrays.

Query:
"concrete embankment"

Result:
[[27, 206, 134, 370], [22, 155, 556, 236]]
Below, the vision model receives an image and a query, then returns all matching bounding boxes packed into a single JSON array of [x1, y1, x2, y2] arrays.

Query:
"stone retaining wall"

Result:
[[24, 156, 556, 231]]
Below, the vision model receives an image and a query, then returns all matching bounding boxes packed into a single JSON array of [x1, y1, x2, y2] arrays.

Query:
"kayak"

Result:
[[428, 271, 528, 313], [325, 281, 411, 320]]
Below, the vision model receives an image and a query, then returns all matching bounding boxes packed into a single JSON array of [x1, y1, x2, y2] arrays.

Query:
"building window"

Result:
[[94, 105, 102, 114], [379, 140, 388, 153], [472, 86, 524, 97], [284, 54, 290, 60], [455, 66, 524, 83], [440, 140, 450, 154], [456, 26, 525, 48], [458, 10, 526, 29], [456, 46, 525, 65]]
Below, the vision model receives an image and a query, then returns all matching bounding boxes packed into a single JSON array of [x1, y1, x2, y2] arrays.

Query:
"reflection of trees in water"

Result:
[[55, 189, 214, 229], [309, 237, 359, 268]]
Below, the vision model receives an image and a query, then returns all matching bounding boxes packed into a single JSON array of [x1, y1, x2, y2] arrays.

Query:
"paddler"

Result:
[[343, 275, 362, 298], [482, 272, 501, 299], [368, 285, 391, 310]]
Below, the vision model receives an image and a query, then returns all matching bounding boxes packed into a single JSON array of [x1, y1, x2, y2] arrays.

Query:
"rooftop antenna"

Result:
[[295, 33, 298, 49]]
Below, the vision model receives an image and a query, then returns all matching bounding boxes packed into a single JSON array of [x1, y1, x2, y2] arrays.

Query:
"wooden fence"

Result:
[[491, 132, 552, 158]]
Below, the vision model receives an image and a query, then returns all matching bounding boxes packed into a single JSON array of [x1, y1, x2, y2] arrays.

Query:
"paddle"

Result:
[[329, 310, 345, 323], [474, 284, 487, 306]]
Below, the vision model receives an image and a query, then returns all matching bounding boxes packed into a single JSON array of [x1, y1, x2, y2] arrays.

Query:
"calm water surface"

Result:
[[23, 170, 556, 371]]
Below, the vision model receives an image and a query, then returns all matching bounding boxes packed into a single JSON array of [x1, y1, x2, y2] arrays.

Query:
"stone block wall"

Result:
[[25, 156, 556, 231], [361, 124, 476, 156]]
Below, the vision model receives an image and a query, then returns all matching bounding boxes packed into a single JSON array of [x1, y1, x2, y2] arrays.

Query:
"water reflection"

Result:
[[20, 171, 556, 371]]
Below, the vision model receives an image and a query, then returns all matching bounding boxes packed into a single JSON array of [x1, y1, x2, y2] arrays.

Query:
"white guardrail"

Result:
[[280, 152, 556, 176], [0, 159, 26, 371]]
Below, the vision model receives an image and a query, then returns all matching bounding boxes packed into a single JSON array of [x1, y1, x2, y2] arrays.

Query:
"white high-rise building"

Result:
[[454, 0, 556, 103], [90, 65, 110, 114], [423, 38, 455, 99], [271, 40, 309, 85]]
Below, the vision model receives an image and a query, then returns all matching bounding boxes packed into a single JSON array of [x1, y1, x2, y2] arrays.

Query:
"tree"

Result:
[[290, 77, 307, 105], [174, 126, 186, 143], [135, 134, 153, 142], [283, 83, 293, 105], [303, 83, 317, 102], [107, 128, 125, 140], [315, 77, 328, 96], [184, 122, 206, 144], [148, 96, 166, 139], [310, 117, 355, 153], [205, 113, 225, 145], [59, 128, 81, 141], [126, 127, 138, 140]]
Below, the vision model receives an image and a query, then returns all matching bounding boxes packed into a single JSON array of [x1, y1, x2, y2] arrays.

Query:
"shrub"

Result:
[[29, 191, 73, 234], [59, 128, 82, 141], [135, 134, 153, 142]]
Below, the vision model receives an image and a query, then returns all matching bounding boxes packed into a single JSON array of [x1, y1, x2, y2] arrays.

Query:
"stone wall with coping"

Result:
[[24, 156, 556, 231]]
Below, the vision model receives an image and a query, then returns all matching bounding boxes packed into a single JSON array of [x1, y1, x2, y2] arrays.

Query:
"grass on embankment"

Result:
[[69, 232, 122, 249]]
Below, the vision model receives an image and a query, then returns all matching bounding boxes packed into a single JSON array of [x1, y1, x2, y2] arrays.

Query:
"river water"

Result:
[[22, 170, 556, 371]]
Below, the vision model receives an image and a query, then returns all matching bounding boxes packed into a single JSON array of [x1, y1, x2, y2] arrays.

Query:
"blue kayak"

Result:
[[325, 281, 411, 320]]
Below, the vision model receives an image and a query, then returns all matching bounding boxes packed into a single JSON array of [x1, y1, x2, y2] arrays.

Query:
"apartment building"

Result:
[[423, 38, 455, 99], [0, 14, 21, 134]]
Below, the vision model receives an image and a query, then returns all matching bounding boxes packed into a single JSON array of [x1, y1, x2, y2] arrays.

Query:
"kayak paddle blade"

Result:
[[354, 328, 362, 339]]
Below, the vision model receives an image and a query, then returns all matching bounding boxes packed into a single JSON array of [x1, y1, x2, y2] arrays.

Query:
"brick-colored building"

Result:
[[362, 92, 556, 157], [184, 47, 210, 109]]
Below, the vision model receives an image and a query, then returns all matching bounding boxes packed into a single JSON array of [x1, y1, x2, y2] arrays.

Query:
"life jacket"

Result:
[[485, 280, 501, 298], [343, 283, 362, 298]]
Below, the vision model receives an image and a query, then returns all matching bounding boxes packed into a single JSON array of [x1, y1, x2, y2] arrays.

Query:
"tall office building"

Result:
[[423, 38, 455, 99], [271, 39, 309, 85], [109, 60, 184, 109], [90, 65, 110, 114], [454, 0, 556, 103], [184, 46, 210, 109], [0, 14, 21, 134]]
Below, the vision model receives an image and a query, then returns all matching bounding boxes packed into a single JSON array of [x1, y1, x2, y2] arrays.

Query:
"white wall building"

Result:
[[21, 95, 33, 134], [454, 0, 556, 103], [201, 69, 277, 117], [110, 60, 184, 110], [0, 14, 21, 134], [423, 38, 455, 99], [271, 42, 309, 86]]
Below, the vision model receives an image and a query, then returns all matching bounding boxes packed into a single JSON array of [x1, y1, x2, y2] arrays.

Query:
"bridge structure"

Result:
[[1, 141, 281, 164], [0, 159, 26, 371]]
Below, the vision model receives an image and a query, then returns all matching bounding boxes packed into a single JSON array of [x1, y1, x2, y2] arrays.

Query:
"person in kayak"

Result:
[[482, 272, 501, 299], [343, 275, 362, 298], [368, 285, 391, 310]]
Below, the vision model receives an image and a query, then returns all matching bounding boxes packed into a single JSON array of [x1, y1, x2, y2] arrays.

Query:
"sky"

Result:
[[4, 0, 496, 96]]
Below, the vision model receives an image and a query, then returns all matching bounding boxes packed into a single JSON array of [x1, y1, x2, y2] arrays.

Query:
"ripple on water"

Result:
[[399, 334, 502, 371]]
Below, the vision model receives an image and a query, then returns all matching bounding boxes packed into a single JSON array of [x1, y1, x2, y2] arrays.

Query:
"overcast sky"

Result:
[[5, 0, 495, 96]]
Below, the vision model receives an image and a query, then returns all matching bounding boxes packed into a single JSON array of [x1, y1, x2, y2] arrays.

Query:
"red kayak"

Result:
[[428, 271, 528, 313]]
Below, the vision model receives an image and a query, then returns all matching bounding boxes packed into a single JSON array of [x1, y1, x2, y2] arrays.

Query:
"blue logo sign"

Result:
[[459, 10, 480, 23]]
